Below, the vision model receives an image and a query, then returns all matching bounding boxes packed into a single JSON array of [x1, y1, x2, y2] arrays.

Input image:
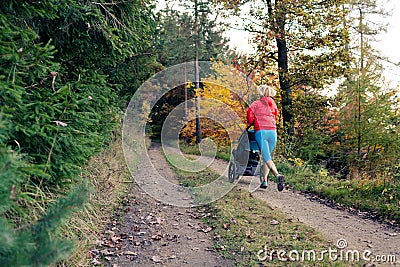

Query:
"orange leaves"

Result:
[[180, 62, 251, 145]]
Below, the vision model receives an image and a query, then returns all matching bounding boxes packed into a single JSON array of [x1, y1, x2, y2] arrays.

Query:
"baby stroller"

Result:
[[228, 129, 263, 183]]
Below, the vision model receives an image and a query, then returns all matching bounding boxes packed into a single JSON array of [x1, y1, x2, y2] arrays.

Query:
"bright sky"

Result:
[[375, 0, 400, 87], [157, 0, 399, 87], [226, 0, 400, 88]]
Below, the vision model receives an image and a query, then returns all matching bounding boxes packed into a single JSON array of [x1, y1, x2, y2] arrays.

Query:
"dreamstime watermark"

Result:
[[257, 239, 397, 264]]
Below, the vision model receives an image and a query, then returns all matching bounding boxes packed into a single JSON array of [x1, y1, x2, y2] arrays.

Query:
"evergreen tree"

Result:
[[1, 0, 158, 187], [0, 0, 158, 264], [0, 115, 90, 266], [156, 3, 229, 67], [334, 0, 400, 177], [150, 1, 231, 139]]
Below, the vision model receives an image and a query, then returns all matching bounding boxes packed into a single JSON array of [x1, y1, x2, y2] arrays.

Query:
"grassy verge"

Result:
[[278, 159, 400, 224], [170, 159, 358, 266], [178, 141, 231, 161], [56, 137, 134, 266]]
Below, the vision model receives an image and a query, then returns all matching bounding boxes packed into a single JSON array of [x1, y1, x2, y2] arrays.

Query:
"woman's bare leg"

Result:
[[262, 162, 270, 181], [266, 160, 279, 177], [267, 160, 284, 191]]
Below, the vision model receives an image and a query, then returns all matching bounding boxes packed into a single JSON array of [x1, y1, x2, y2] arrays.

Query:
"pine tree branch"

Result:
[[92, 2, 134, 35]]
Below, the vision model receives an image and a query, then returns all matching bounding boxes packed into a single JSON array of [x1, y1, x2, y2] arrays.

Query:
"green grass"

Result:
[[178, 141, 231, 161], [277, 159, 400, 223], [166, 151, 360, 266], [165, 152, 233, 205]]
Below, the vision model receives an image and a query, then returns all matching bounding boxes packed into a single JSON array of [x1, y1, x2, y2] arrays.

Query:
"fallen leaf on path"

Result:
[[100, 249, 114, 256], [151, 231, 163, 240], [91, 258, 102, 266], [90, 249, 99, 256], [103, 241, 116, 248], [106, 230, 115, 236], [202, 226, 213, 233], [202, 212, 212, 218], [292, 235, 300, 240], [246, 228, 251, 239], [111, 236, 121, 243], [270, 219, 280, 225], [216, 245, 226, 251], [151, 255, 163, 263], [167, 234, 180, 242], [124, 251, 137, 256], [119, 233, 128, 239]]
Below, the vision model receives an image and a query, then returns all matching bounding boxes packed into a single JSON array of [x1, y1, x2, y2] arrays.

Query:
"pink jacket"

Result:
[[247, 96, 278, 131]]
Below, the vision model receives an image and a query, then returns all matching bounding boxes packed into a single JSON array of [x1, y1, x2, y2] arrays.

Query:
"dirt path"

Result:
[[196, 155, 400, 264], [95, 144, 231, 266], [96, 144, 399, 266]]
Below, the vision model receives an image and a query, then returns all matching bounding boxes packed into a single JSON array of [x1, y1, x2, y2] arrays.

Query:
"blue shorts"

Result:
[[255, 130, 277, 162]]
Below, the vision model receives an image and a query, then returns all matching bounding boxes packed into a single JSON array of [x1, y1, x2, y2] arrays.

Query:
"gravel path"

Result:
[[97, 144, 231, 267], [199, 155, 400, 265], [97, 144, 399, 266]]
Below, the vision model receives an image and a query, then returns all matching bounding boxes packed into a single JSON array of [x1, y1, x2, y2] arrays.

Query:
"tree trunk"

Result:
[[357, 7, 364, 158], [194, 0, 202, 144], [274, 0, 294, 136]]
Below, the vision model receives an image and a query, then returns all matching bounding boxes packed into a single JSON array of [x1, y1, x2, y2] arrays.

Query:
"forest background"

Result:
[[0, 0, 399, 265]]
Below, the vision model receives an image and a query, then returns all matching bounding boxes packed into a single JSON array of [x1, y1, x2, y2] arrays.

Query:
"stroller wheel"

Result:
[[228, 161, 238, 183]]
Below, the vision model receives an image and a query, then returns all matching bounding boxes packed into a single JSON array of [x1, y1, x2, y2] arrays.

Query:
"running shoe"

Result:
[[260, 181, 268, 189], [277, 175, 284, 191]]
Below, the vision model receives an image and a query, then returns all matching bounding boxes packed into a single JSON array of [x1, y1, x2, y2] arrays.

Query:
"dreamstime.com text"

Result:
[[257, 239, 397, 264]]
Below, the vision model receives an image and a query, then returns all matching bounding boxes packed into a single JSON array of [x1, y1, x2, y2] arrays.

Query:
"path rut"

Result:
[[98, 144, 231, 266], [197, 154, 400, 265]]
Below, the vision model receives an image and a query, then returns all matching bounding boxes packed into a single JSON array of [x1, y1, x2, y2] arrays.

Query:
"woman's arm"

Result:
[[247, 106, 255, 126], [271, 100, 278, 117]]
